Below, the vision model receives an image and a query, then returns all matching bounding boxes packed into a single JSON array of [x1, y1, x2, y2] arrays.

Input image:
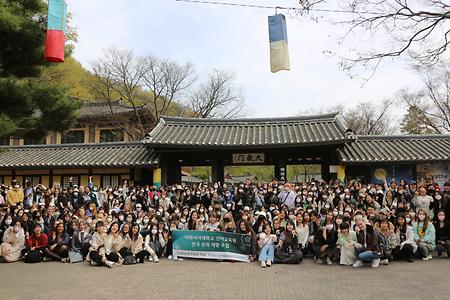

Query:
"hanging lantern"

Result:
[[268, 14, 290, 73], [45, 0, 67, 62]]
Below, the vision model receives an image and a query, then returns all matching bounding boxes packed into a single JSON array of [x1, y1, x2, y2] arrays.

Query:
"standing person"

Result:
[[257, 224, 277, 268], [278, 183, 296, 209], [0, 219, 25, 262], [414, 186, 434, 217], [44, 222, 70, 262], [6, 181, 24, 208], [353, 220, 382, 268], [24, 224, 48, 263], [434, 210, 450, 258], [413, 209, 435, 261]]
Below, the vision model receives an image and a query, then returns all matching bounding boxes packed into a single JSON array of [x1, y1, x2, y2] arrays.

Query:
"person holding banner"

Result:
[[237, 221, 257, 261], [274, 220, 303, 264], [257, 224, 277, 267]]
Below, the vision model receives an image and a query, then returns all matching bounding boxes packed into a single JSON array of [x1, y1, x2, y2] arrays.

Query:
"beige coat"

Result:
[[0, 227, 25, 262], [123, 235, 144, 255]]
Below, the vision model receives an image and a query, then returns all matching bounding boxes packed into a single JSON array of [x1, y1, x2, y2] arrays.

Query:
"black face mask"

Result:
[[223, 218, 231, 223]]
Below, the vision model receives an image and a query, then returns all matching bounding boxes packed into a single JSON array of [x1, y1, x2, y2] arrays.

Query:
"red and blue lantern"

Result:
[[45, 0, 67, 62]]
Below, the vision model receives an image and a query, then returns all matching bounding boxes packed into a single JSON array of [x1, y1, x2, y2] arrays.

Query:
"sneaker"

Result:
[[422, 255, 432, 261], [148, 256, 154, 262], [61, 258, 67, 263], [42, 257, 50, 262], [315, 258, 323, 264], [371, 258, 380, 268], [90, 260, 98, 266], [260, 260, 266, 268], [352, 260, 364, 268], [177, 257, 184, 261], [266, 260, 272, 267], [380, 259, 389, 265], [106, 261, 114, 268], [407, 257, 414, 263], [326, 257, 332, 265], [153, 255, 160, 263]]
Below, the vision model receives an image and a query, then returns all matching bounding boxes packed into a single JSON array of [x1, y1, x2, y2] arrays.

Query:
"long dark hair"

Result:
[[107, 221, 120, 235], [130, 223, 140, 241]]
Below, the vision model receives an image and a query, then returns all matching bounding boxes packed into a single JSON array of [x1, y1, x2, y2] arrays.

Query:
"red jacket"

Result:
[[25, 233, 48, 250]]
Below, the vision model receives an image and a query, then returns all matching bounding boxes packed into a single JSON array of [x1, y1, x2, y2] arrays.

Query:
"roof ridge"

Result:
[[0, 141, 146, 150], [356, 134, 450, 141], [160, 112, 340, 124]]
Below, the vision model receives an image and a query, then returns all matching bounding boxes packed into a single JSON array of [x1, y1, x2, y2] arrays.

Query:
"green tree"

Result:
[[0, 0, 81, 138]]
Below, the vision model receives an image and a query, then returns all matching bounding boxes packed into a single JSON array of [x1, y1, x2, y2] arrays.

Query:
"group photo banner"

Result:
[[172, 230, 251, 262]]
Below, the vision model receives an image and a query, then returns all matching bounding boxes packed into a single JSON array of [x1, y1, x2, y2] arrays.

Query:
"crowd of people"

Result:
[[1, 176, 449, 269]]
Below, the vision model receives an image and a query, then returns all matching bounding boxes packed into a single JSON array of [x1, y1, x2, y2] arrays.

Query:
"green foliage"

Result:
[[400, 105, 436, 134], [0, 0, 80, 139]]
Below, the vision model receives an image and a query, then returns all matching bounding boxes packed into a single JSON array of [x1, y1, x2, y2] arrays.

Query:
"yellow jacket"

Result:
[[6, 189, 24, 206]]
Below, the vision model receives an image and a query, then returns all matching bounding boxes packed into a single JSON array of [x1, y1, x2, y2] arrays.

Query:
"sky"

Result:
[[67, 0, 423, 118]]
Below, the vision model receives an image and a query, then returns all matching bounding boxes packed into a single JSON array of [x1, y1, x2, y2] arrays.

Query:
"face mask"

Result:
[[324, 204, 330, 209], [208, 207, 213, 212], [151, 229, 158, 234], [119, 216, 124, 221], [336, 189, 341, 194], [5, 219, 12, 225], [86, 219, 92, 224], [170, 227, 176, 232], [54, 212, 60, 219], [418, 214, 426, 221], [438, 215, 445, 222], [73, 192, 78, 196], [307, 209, 312, 213], [345, 195, 350, 199], [14, 185, 20, 189], [175, 210, 180, 214], [180, 218, 186, 223], [199, 209, 204, 213], [340, 194, 345, 199], [143, 218, 149, 224], [336, 219, 342, 225], [333, 211, 338, 217], [326, 224, 334, 230], [405, 217, 411, 223], [199, 217, 205, 222], [355, 215, 363, 221], [307, 197, 312, 202], [322, 194, 327, 199], [435, 195, 442, 200]]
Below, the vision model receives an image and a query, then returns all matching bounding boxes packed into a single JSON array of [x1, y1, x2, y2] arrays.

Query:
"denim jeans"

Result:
[[259, 244, 274, 262], [357, 250, 380, 262]]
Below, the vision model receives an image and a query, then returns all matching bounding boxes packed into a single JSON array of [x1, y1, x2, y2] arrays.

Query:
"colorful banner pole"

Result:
[[45, 0, 67, 62]]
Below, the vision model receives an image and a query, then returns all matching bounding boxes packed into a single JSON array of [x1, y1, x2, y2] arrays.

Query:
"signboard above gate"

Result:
[[232, 153, 265, 164]]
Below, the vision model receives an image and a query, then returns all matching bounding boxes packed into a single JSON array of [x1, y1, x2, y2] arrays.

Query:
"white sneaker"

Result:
[[326, 257, 333, 265], [380, 259, 389, 265], [353, 260, 364, 268], [371, 258, 380, 268], [177, 257, 184, 261], [260, 260, 266, 268], [153, 255, 159, 263], [106, 261, 114, 268], [422, 255, 432, 261], [315, 258, 323, 264], [148, 256, 153, 262], [266, 260, 272, 267]]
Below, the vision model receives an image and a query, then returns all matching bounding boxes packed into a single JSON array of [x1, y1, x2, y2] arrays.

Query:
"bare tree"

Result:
[[302, 1, 450, 76], [342, 99, 394, 134], [190, 69, 247, 118], [141, 56, 196, 121], [400, 63, 450, 133]]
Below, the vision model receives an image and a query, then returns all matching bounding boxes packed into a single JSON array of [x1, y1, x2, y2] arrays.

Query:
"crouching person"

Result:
[[313, 223, 338, 265], [353, 220, 381, 268], [88, 221, 122, 267], [0, 219, 25, 262], [122, 223, 148, 264], [69, 221, 92, 263], [257, 224, 276, 268], [274, 220, 303, 264], [24, 224, 48, 263], [44, 222, 70, 262]]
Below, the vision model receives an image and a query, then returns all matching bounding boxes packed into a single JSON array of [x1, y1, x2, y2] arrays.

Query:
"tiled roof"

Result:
[[338, 135, 450, 163], [0, 142, 158, 168], [77, 100, 145, 118], [145, 113, 353, 148]]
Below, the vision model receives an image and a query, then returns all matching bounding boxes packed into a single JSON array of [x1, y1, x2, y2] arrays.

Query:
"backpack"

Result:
[[377, 232, 392, 260], [24, 250, 43, 263]]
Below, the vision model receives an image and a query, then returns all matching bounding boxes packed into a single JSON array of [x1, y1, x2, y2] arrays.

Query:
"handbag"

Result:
[[24, 249, 43, 263], [68, 250, 83, 263], [123, 255, 137, 265]]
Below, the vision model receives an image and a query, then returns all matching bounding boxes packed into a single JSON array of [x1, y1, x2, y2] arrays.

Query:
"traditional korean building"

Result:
[[0, 112, 449, 188]]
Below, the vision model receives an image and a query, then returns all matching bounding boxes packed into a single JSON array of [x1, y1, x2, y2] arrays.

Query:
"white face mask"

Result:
[[5, 219, 12, 225], [405, 217, 411, 223], [119, 216, 124, 221], [435, 195, 442, 200], [151, 229, 158, 234], [326, 224, 334, 230], [143, 219, 149, 224]]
